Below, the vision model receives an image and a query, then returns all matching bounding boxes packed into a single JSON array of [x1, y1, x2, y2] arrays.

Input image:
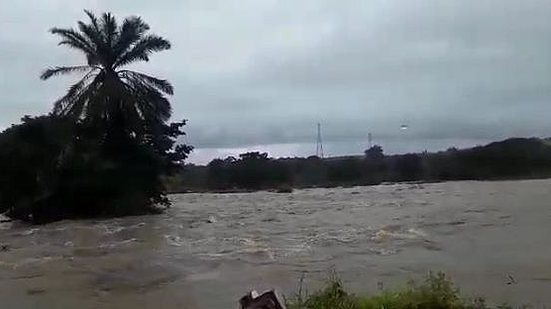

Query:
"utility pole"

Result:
[[316, 123, 324, 158]]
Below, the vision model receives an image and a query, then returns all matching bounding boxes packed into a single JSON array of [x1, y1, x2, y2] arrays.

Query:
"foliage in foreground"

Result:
[[287, 272, 515, 309]]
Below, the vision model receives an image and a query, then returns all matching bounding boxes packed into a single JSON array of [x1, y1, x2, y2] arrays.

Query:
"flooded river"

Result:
[[1, 179, 551, 308]]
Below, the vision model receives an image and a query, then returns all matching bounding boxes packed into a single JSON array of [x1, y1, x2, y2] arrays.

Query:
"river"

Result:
[[1, 179, 550, 308]]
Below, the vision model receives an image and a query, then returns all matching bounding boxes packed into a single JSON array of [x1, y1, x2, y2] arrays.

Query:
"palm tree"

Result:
[[41, 10, 173, 135]]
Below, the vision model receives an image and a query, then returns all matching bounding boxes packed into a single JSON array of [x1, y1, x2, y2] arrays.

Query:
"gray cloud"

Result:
[[1, 1, 550, 162]]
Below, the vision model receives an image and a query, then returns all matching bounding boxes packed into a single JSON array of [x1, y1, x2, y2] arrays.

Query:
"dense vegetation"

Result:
[[168, 138, 551, 192], [287, 272, 514, 309], [0, 11, 191, 223]]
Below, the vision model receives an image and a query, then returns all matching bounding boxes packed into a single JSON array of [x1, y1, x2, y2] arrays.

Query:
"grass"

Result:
[[286, 272, 520, 309]]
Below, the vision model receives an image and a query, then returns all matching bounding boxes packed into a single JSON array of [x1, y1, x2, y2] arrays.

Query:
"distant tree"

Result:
[[364, 145, 384, 161], [207, 158, 231, 189], [327, 158, 363, 183], [224, 156, 237, 164], [394, 153, 423, 181], [239, 152, 269, 161], [234, 152, 270, 188], [296, 156, 327, 185], [203, 152, 295, 190], [360, 145, 386, 184]]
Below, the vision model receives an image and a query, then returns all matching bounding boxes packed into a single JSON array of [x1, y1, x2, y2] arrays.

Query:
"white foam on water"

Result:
[[371, 227, 427, 242], [20, 228, 40, 236], [98, 238, 138, 249]]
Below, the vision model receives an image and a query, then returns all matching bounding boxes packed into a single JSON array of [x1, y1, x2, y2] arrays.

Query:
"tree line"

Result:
[[168, 138, 551, 192]]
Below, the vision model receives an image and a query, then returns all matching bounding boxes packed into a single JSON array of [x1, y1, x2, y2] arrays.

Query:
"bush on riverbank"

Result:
[[0, 116, 191, 224], [287, 272, 512, 309]]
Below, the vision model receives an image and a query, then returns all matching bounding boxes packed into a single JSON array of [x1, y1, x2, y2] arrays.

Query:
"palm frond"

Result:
[[84, 10, 101, 34], [113, 16, 149, 57], [101, 12, 118, 47], [120, 95, 149, 135], [119, 70, 173, 95], [50, 28, 95, 56], [122, 77, 172, 122], [115, 35, 171, 68], [53, 73, 102, 117], [136, 90, 172, 122], [40, 65, 93, 80], [82, 10, 110, 61], [77, 21, 103, 51], [78, 13, 111, 66], [62, 70, 98, 101], [81, 82, 109, 122]]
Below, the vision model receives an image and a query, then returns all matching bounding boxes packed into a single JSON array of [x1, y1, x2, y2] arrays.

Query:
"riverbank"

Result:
[[167, 175, 551, 194]]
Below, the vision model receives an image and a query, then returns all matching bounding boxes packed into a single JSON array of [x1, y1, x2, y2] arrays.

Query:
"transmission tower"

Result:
[[368, 132, 373, 148], [316, 123, 324, 158]]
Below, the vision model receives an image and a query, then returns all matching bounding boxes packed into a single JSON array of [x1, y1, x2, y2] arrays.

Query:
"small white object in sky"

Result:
[[400, 125, 409, 130]]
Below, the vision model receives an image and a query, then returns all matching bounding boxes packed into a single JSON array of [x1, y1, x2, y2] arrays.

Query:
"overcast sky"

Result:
[[1, 1, 550, 164]]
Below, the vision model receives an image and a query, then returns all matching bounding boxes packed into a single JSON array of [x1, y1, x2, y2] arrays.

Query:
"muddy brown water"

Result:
[[1, 179, 551, 308]]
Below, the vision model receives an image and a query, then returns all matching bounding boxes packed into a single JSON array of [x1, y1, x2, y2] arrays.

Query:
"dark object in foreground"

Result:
[[240, 290, 286, 309]]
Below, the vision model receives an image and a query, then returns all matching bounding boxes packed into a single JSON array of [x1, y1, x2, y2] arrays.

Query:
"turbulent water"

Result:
[[1, 179, 551, 308]]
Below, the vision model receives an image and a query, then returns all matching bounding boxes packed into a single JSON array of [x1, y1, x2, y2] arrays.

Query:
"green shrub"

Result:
[[286, 272, 516, 309], [358, 272, 463, 309], [287, 274, 359, 309]]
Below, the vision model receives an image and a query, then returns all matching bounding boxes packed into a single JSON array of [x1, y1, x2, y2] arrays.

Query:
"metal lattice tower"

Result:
[[368, 132, 373, 148], [316, 123, 324, 158]]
